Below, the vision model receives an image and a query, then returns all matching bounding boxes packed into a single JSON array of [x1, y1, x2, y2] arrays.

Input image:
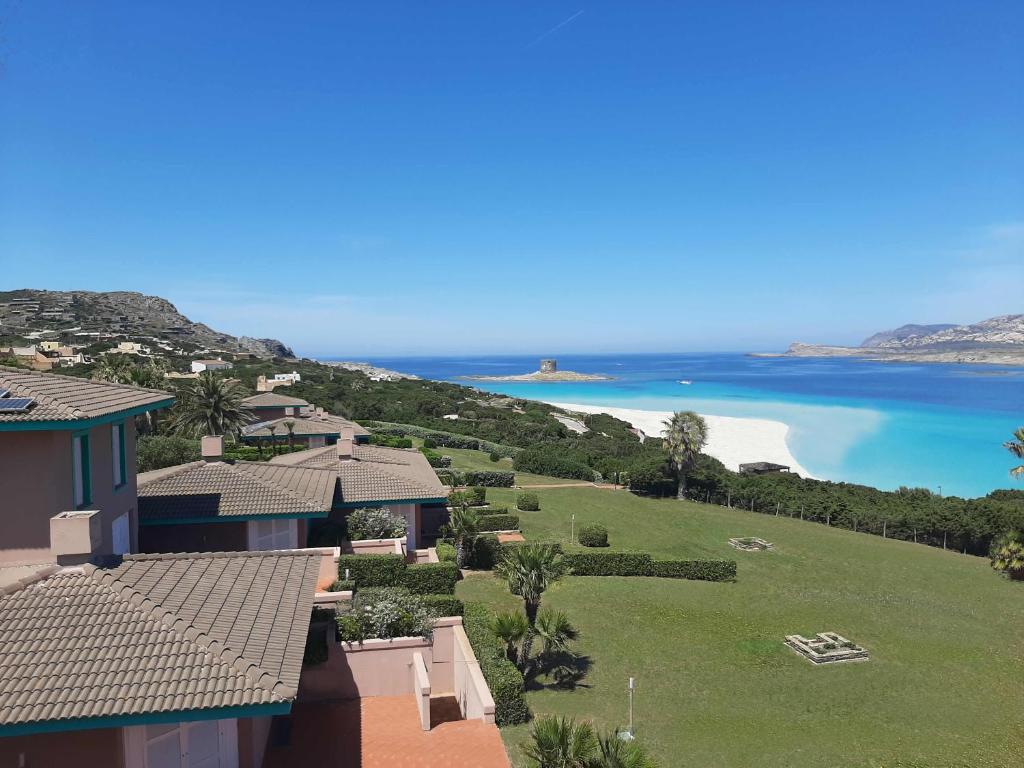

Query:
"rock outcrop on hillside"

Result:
[[760, 315, 1024, 365], [0, 289, 294, 357]]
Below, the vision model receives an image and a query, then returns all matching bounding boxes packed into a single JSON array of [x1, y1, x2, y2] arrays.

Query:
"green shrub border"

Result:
[[336, 553, 406, 587], [477, 514, 520, 532], [562, 551, 736, 581], [463, 603, 530, 725], [402, 562, 459, 594]]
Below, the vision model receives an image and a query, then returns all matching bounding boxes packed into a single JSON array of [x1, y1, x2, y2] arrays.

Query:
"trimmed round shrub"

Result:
[[578, 524, 609, 548], [423, 437, 438, 449], [489, 451, 500, 462], [435, 542, 457, 563], [516, 492, 540, 512], [346, 507, 408, 541], [468, 486, 487, 506]]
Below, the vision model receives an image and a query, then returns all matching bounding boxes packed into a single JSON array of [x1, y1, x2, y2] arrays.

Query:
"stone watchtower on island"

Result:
[[540, 358, 557, 373]]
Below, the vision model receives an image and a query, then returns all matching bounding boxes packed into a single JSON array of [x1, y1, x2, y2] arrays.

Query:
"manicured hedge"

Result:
[[463, 603, 530, 725], [420, 594, 465, 617], [650, 559, 737, 581], [402, 562, 459, 595], [516, 492, 540, 511], [578, 524, 609, 548], [463, 471, 515, 488], [337, 553, 406, 587], [477, 514, 520, 532], [329, 578, 356, 593], [468, 486, 487, 505], [435, 542, 456, 563], [436, 469, 516, 488], [563, 551, 653, 576], [513, 447, 596, 481], [563, 551, 736, 582], [476, 506, 510, 516]]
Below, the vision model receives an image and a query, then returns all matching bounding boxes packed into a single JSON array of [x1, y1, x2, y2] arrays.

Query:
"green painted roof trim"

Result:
[[139, 510, 329, 526], [0, 398, 175, 432], [334, 497, 447, 509], [0, 700, 291, 737]]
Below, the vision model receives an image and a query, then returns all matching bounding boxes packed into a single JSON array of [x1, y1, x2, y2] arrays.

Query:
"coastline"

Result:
[[546, 401, 816, 479]]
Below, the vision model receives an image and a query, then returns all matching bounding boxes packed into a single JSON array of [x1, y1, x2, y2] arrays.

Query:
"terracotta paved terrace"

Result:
[[264, 696, 511, 768]]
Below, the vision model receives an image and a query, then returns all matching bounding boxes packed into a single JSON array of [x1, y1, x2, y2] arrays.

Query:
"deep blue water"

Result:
[[342, 353, 1024, 499]]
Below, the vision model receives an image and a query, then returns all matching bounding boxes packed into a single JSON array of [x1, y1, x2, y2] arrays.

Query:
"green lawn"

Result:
[[456, 486, 1024, 767]]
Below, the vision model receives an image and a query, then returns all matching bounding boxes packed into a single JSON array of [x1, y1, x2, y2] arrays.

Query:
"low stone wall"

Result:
[[412, 652, 431, 731], [299, 618, 459, 701], [453, 623, 497, 724], [341, 537, 405, 556]]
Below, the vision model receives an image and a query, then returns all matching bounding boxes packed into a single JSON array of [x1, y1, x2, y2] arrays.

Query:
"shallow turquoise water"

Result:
[[359, 354, 1024, 499]]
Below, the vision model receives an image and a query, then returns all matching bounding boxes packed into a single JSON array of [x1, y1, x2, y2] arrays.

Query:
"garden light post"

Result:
[[619, 676, 637, 741], [571, 513, 575, 543]]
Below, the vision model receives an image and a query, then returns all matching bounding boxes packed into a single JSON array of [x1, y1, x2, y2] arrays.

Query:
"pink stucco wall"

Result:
[[0, 421, 140, 565]]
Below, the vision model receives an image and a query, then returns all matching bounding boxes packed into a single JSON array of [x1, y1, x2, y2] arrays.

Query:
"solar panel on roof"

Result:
[[0, 388, 9, 399], [0, 397, 35, 413]]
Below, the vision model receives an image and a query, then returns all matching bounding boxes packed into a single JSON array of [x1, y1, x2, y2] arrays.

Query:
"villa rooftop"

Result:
[[0, 550, 321, 734], [271, 444, 448, 504], [0, 365, 172, 425], [137, 460, 337, 524], [243, 414, 370, 439], [241, 392, 310, 409]]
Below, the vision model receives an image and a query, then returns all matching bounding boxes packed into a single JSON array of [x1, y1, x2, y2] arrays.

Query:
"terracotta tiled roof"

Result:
[[241, 392, 309, 408], [270, 444, 447, 504], [243, 414, 370, 439], [0, 366, 172, 424], [137, 461, 336, 523], [0, 550, 320, 731]]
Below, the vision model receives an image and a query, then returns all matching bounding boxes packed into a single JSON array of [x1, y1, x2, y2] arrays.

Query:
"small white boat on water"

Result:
[[678, 380, 692, 385]]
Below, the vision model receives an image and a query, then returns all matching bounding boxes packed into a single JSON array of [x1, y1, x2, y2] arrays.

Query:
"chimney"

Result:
[[337, 426, 355, 460], [202, 435, 224, 462], [50, 510, 102, 566], [315, 406, 325, 419]]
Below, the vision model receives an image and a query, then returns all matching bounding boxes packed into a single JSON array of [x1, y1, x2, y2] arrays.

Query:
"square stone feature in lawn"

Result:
[[786, 632, 869, 664], [729, 536, 773, 551]]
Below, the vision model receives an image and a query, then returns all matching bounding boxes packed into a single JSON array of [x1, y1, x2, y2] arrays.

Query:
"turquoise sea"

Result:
[[358, 354, 1024, 499]]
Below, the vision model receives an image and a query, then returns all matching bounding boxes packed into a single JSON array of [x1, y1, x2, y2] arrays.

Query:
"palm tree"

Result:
[[489, 610, 529, 665], [523, 716, 595, 768], [991, 532, 1024, 580], [167, 371, 252, 438], [592, 734, 658, 768], [283, 419, 296, 451], [1005, 427, 1024, 479], [446, 494, 479, 568], [266, 423, 279, 455], [496, 544, 565, 669], [535, 609, 579, 660], [662, 411, 709, 500], [91, 355, 134, 384]]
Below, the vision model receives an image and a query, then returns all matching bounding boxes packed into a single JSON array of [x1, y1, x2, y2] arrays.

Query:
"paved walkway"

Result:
[[264, 696, 510, 768]]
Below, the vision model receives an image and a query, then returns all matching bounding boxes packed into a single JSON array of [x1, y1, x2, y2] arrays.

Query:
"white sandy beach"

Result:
[[546, 401, 815, 479]]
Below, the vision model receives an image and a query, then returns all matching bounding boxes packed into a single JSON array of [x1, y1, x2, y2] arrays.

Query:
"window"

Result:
[[72, 434, 91, 508], [123, 719, 238, 768], [112, 512, 130, 555], [247, 518, 297, 551], [112, 423, 126, 488]]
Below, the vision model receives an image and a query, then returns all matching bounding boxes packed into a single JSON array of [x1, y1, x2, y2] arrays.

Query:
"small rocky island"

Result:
[[463, 358, 613, 382]]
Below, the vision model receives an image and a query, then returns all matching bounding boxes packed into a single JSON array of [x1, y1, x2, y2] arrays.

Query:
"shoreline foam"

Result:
[[545, 401, 816, 479]]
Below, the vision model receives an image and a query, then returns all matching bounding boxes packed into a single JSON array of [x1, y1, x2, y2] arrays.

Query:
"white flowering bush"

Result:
[[347, 507, 408, 541], [337, 587, 437, 642]]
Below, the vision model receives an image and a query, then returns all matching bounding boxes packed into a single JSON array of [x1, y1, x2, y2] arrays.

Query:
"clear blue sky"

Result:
[[1, 1, 1021, 357]]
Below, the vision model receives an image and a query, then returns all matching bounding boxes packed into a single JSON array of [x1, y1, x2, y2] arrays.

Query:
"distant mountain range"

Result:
[[0, 289, 293, 358], [767, 314, 1024, 365]]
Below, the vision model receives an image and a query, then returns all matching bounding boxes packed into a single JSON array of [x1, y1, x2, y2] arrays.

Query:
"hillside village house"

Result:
[[270, 431, 449, 551], [240, 393, 370, 449], [0, 366, 173, 565], [190, 358, 234, 374], [136, 435, 336, 553]]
